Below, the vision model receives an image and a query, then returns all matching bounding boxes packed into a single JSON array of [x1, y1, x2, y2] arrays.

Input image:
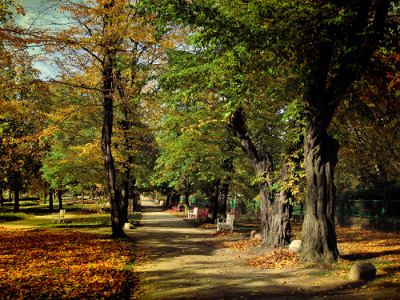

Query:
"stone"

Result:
[[349, 263, 376, 281], [124, 223, 132, 230], [288, 240, 302, 253], [250, 230, 257, 239]]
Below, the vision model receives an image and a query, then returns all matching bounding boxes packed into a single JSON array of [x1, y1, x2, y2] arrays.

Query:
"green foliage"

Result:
[[0, 212, 30, 222]]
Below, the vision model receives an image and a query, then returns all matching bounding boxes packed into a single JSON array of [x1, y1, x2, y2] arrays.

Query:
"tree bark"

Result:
[[218, 182, 229, 218], [101, 45, 126, 238], [13, 184, 20, 213], [230, 109, 291, 246], [57, 190, 63, 210], [206, 180, 220, 223], [49, 191, 54, 212], [301, 121, 340, 263]]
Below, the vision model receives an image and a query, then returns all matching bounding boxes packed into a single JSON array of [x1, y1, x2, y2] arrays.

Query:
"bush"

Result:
[[0, 212, 30, 222]]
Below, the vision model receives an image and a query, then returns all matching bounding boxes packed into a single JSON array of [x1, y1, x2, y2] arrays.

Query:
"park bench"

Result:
[[216, 213, 234, 231], [52, 209, 66, 223], [188, 207, 198, 219]]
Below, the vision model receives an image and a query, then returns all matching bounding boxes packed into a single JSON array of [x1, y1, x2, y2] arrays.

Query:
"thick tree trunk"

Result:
[[264, 164, 292, 246], [230, 109, 291, 246], [300, 121, 340, 263]]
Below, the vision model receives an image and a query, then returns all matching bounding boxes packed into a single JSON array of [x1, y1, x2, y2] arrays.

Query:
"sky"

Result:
[[17, 0, 69, 79]]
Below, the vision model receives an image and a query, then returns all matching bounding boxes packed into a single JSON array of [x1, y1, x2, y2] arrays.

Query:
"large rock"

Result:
[[349, 262, 376, 281], [288, 240, 302, 252]]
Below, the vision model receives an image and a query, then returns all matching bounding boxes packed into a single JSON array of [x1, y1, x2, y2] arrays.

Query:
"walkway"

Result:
[[127, 198, 364, 300]]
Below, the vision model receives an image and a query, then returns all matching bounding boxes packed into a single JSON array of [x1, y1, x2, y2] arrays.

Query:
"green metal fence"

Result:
[[293, 199, 400, 219]]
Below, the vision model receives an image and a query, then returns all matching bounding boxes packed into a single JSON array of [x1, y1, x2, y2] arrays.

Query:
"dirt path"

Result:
[[127, 199, 400, 300]]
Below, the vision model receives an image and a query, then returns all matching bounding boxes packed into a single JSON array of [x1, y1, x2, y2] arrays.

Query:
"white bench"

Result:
[[216, 213, 234, 231], [52, 209, 66, 223], [188, 207, 198, 219]]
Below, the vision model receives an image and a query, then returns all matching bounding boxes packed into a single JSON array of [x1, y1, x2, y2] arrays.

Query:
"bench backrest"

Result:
[[226, 213, 234, 224]]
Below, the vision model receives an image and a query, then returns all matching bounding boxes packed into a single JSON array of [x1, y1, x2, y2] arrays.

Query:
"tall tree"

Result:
[[41, 0, 166, 237], [145, 0, 397, 263]]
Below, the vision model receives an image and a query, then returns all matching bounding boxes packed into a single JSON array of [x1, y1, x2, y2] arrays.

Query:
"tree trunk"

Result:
[[184, 192, 190, 207], [218, 182, 229, 218], [206, 180, 220, 223], [171, 194, 180, 207], [0, 187, 4, 206], [166, 194, 171, 208], [300, 120, 340, 263], [121, 178, 130, 224], [13, 184, 20, 213], [57, 190, 63, 210], [101, 46, 126, 238], [264, 164, 292, 246], [230, 109, 291, 247], [49, 191, 54, 212]]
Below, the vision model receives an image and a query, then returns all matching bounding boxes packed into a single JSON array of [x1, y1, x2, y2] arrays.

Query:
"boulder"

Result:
[[349, 263, 376, 281], [288, 240, 302, 253]]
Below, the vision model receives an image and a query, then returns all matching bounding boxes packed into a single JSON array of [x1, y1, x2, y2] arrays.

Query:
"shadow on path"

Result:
[[127, 198, 400, 300]]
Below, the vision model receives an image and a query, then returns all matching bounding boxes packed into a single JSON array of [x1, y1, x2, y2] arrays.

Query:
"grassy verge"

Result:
[[0, 212, 31, 222], [41, 214, 111, 228]]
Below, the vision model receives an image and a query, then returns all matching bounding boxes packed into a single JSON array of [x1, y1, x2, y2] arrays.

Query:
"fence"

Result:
[[293, 199, 400, 220]]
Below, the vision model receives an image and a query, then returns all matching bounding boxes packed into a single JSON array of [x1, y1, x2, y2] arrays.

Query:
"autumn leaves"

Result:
[[0, 229, 137, 299]]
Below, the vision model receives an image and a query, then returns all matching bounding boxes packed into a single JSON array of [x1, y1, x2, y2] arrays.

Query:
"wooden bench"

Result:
[[216, 213, 234, 231], [188, 207, 198, 219], [52, 209, 66, 223]]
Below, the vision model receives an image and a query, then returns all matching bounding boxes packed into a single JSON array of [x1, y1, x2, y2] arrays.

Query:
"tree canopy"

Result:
[[1, 0, 399, 264]]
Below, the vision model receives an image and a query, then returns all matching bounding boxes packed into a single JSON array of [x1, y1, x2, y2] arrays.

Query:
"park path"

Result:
[[126, 198, 367, 300]]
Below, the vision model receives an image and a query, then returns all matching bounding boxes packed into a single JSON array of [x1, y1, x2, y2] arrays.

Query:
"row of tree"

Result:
[[0, 0, 398, 264]]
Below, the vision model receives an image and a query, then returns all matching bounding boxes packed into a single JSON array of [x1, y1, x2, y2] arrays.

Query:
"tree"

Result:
[[39, 0, 169, 237], [0, 50, 47, 211], [145, 0, 397, 263]]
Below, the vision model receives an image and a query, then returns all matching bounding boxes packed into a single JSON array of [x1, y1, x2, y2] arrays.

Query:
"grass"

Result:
[[0, 212, 31, 222], [42, 214, 111, 228]]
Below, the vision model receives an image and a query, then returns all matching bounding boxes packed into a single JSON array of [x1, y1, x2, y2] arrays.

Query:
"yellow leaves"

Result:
[[246, 249, 300, 269], [0, 229, 138, 299]]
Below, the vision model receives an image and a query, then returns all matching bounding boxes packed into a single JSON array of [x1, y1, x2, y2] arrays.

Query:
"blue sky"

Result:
[[18, 0, 68, 79]]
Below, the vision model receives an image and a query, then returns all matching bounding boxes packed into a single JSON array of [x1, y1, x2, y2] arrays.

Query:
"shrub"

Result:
[[0, 212, 30, 222]]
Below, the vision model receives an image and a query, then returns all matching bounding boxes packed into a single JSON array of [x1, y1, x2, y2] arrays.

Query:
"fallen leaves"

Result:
[[0, 228, 138, 299], [246, 249, 300, 269], [222, 239, 264, 250]]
